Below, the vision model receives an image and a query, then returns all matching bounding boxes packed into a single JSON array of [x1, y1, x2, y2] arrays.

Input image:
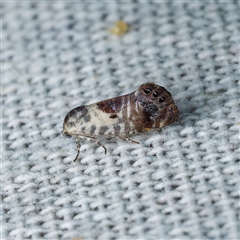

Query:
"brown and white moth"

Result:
[[63, 82, 179, 161]]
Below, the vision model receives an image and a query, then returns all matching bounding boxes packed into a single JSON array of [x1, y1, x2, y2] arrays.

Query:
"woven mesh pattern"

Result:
[[2, 2, 239, 239]]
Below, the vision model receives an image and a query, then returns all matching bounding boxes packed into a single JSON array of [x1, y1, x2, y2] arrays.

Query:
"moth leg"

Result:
[[91, 139, 107, 154], [85, 136, 107, 154], [118, 135, 139, 145], [73, 138, 81, 162]]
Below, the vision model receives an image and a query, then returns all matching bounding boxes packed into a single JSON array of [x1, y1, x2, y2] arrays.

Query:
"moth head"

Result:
[[62, 129, 72, 138]]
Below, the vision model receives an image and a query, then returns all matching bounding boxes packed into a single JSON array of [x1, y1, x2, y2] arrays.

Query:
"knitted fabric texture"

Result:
[[2, 2, 239, 239]]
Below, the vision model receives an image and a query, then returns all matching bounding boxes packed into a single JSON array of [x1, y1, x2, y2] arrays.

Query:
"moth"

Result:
[[63, 82, 179, 161]]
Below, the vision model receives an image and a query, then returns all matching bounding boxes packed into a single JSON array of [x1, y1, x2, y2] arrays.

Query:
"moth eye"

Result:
[[169, 107, 173, 111], [159, 97, 165, 102], [153, 91, 160, 98], [143, 88, 152, 94], [62, 130, 72, 138]]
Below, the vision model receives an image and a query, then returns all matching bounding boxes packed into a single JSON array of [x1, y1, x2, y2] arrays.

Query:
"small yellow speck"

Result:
[[144, 128, 152, 131], [110, 20, 129, 36]]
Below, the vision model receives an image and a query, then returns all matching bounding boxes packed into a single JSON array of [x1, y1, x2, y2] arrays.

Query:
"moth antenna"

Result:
[[73, 138, 81, 162], [117, 135, 139, 144]]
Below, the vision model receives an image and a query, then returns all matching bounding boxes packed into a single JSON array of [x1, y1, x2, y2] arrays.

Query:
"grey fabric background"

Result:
[[2, 1, 239, 240]]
